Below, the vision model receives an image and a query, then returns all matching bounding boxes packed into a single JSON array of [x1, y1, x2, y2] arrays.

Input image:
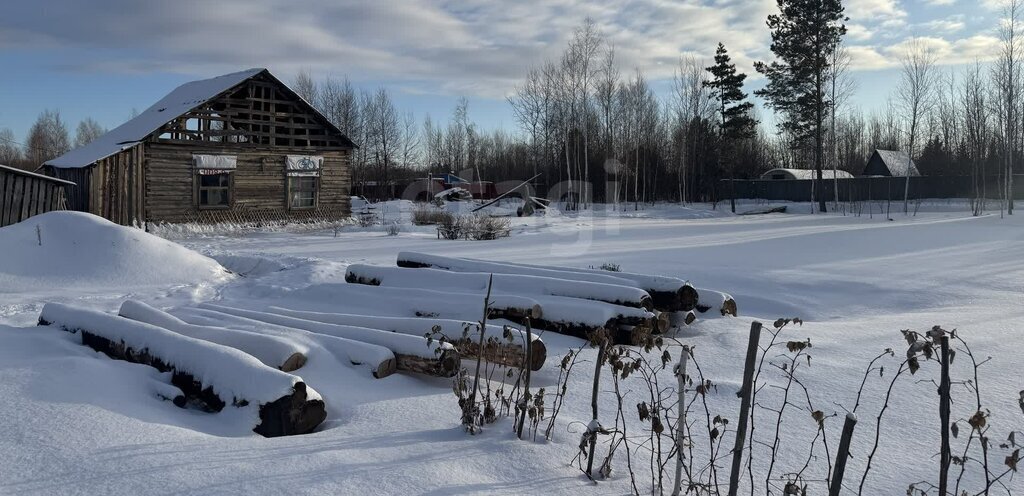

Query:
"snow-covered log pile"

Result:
[[118, 300, 309, 372], [197, 304, 462, 378], [346, 264, 654, 310], [168, 307, 398, 379], [396, 251, 702, 313], [37, 303, 326, 437], [337, 274, 660, 345], [265, 307, 546, 372]]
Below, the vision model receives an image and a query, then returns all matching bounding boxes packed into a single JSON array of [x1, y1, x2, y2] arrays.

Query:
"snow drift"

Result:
[[0, 212, 229, 292]]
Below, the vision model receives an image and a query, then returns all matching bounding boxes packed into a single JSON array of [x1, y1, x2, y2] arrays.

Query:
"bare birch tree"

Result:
[[995, 0, 1023, 214], [896, 38, 938, 213]]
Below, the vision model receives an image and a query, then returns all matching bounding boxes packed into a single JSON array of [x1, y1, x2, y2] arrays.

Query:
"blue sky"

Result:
[[0, 0, 1011, 146]]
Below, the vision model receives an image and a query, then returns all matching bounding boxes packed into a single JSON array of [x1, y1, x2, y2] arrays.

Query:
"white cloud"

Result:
[[0, 0, 785, 99], [920, 17, 966, 34], [846, 23, 875, 41]]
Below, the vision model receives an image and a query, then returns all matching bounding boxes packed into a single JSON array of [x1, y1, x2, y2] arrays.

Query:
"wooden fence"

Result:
[[0, 164, 74, 227], [724, 175, 1024, 203]]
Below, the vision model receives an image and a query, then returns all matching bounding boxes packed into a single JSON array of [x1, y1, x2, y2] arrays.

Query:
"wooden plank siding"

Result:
[[0, 165, 70, 227], [144, 142, 351, 224], [85, 144, 145, 226]]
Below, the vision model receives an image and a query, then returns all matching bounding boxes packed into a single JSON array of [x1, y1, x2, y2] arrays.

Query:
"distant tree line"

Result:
[[5, 0, 1024, 212]]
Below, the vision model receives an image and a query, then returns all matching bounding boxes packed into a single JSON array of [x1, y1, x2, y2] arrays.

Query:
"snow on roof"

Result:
[[760, 168, 855, 180], [874, 149, 920, 176], [45, 68, 266, 169], [0, 164, 76, 185]]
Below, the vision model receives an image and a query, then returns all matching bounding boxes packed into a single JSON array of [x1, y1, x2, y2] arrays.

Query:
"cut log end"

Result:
[[529, 339, 547, 372], [721, 298, 738, 317], [655, 312, 671, 333], [372, 357, 399, 379], [279, 352, 308, 373], [254, 382, 327, 438], [680, 284, 699, 312], [683, 310, 697, 325], [638, 294, 655, 312]]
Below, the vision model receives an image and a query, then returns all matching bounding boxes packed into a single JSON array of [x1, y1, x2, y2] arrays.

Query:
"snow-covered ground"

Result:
[[1, 202, 1022, 495]]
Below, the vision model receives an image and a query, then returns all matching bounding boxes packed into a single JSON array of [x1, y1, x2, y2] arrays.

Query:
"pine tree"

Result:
[[755, 0, 847, 213], [704, 43, 756, 213]]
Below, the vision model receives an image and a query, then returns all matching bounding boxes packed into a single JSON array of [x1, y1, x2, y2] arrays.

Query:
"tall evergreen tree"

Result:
[[704, 43, 756, 212], [755, 0, 847, 212]]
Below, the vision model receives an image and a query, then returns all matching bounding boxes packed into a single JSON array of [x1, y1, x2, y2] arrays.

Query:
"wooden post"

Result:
[[516, 318, 533, 440], [829, 413, 858, 496], [672, 347, 691, 496], [727, 321, 762, 496], [939, 335, 951, 495], [586, 332, 607, 477]]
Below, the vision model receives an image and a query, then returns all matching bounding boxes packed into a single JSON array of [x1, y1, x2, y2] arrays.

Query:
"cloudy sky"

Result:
[[0, 0, 1011, 144]]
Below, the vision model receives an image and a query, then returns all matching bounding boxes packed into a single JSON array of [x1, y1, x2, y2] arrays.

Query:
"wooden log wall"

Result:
[[144, 142, 351, 224], [0, 166, 70, 227]]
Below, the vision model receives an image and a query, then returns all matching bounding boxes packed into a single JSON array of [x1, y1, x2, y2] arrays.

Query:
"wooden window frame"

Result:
[[287, 174, 319, 210], [195, 171, 234, 210]]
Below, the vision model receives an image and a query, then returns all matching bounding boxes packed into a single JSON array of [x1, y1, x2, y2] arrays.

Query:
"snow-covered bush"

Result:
[[436, 214, 511, 241], [412, 206, 453, 226]]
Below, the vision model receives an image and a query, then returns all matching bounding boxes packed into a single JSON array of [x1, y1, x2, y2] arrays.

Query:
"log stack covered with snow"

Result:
[[396, 252, 702, 313], [197, 304, 462, 378], [344, 263, 665, 344], [37, 303, 326, 437], [265, 307, 547, 372]]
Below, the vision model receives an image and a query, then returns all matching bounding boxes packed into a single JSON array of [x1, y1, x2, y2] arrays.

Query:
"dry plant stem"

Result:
[[852, 350, 893, 414], [586, 333, 607, 478], [689, 353, 722, 493], [746, 324, 784, 495], [545, 344, 583, 440], [672, 349, 690, 496], [764, 352, 804, 489], [466, 275, 494, 431], [939, 336, 952, 496], [952, 333, 992, 494], [857, 359, 909, 495]]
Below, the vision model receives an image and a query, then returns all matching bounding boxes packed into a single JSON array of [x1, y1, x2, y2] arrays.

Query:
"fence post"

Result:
[[939, 335, 951, 495], [829, 413, 858, 496], [727, 321, 762, 496], [672, 347, 691, 496]]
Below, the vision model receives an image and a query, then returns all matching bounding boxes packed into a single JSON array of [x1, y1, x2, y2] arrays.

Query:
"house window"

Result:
[[193, 154, 236, 208], [199, 172, 232, 207], [285, 155, 323, 209], [289, 176, 318, 208]]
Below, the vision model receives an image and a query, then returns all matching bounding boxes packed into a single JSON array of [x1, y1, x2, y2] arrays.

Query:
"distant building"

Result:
[[42, 68, 355, 226], [759, 168, 854, 180], [862, 149, 920, 177]]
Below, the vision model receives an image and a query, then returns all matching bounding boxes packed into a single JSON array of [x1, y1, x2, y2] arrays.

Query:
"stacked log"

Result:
[[265, 307, 546, 371], [693, 288, 738, 316], [37, 303, 326, 437], [345, 263, 654, 311], [505, 294, 667, 345], [197, 304, 462, 378], [118, 300, 309, 372], [291, 283, 543, 323], [168, 307, 398, 379], [396, 252, 698, 312]]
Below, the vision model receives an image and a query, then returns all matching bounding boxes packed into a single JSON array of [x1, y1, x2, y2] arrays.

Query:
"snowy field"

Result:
[[1, 201, 1022, 495]]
